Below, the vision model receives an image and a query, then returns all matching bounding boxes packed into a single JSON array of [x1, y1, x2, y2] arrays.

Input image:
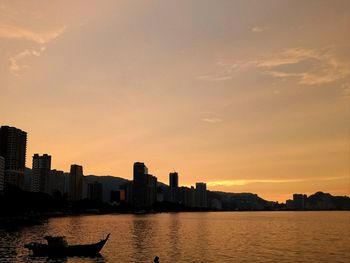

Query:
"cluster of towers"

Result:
[[0, 125, 209, 209], [0, 126, 84, 201], [168, 172, 208, 208]]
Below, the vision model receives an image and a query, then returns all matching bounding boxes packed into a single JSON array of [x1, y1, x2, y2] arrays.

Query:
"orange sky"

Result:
[[0, 1, 349, 202]]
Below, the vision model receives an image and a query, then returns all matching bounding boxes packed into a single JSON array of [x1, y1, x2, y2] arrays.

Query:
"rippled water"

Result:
[[0, 212, 349, 262]]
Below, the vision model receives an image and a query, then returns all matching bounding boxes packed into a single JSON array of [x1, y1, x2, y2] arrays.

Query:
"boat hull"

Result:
[[26, 234, 109, 257]]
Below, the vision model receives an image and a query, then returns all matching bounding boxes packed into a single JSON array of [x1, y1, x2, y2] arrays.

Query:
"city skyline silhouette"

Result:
[[0, 1, 349, 202], [0, 2, 349, 262]]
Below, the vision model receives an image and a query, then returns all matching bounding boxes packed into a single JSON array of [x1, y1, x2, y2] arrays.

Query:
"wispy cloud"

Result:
[[202, 118, 223, 123], [207, 176, 348, 187], [9, 47, 45, 76], [198, 47, 350, 85], [0, 25, 66, 44], [259, 48, 350, 85], [197, 60, 255, 81], [251, 26, 269, 33], [207, 179, 305, 187], [2, 25, 66, 76]]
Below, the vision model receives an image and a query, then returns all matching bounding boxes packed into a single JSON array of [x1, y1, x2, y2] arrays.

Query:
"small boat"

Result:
[[25, 234, 110, 257]]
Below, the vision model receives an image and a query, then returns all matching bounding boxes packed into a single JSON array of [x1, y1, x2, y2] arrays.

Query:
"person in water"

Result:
[[154, 256, 159, 262]]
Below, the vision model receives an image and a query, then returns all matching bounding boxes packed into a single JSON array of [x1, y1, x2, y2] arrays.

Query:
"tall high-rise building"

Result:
[[169, 172, 178, 188], [133, 162, 148, 208], [132, 162, 157, 208], [169, 172, 179, 202], [195, 182, 207, 208], [147, 175, 157, 207], [0, 126, 27, 189], [133, 162, 148, 181], [0, 156, 4, 193], [31, 154, 51, 193], [69, 164, 83, 201]]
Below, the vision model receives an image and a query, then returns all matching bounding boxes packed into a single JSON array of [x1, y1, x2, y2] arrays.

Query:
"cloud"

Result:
[[197, 60, 255, 81], [2, 25, 66, 76], [0, 25, 66, 44], [202, 118, 223, 123], [207, 176, 348, 187], [259, 48, 350, 85], [198, 47, 350, 85], [9, 47, 44, 76], [207, 179, 305, 187], [251, 26, 269, 33]]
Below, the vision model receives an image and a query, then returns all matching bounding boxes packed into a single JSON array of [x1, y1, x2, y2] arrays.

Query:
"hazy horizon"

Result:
[[1, 0, 349, 202]]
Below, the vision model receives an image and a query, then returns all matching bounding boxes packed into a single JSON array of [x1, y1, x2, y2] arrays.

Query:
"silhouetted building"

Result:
[[133, 162, 148, 180], [132, 162, 157, 208], [190, 186, 196, 207], [293, 194, 307, 210], [87, 181, 103, 201], [133, 162, 147, 208], [210, 198, 222, 210], [122, 182, 133, 204], [169, 172, 178, 188], [49, 169, 67, 196], [169, 172, 179, 202], [147, 175, 157, 207], [0, 156, 4, 193], [195, 182, 207, 208], [110, 189, 126, 204], [156, 186, 164, 202], [69, 164, 83, 201], [178, 186, 191, 207], [31, 154, 51, 193], [286, 199, 294, 210], [0, 126, 27, 189]]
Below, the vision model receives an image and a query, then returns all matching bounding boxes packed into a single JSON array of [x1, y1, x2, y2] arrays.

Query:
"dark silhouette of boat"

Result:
[[25, 234, 110, 257]]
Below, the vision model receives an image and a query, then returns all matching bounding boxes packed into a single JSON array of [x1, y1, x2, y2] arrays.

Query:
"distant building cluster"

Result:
[[3, 125, 342, 211], [120, 165, 211, 209], [166, 171, 209, 208], [0, 125, 93, 201], [0, 125, 213, 210]]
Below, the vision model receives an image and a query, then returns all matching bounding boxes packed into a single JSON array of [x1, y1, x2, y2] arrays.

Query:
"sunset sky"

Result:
[[1, 0, 349, 201]]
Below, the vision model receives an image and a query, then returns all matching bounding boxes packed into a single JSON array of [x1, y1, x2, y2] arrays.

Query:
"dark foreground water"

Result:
[[0, 212, 349, 262]]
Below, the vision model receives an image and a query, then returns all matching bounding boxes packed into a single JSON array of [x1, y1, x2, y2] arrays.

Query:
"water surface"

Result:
[[0, 212, 349, 262]]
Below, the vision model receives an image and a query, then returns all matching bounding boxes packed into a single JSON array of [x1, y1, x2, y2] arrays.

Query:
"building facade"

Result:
[[132, 162, 157, 208], [0, 156, 4, 193], [169, 172, 179, 203], [195, 182, 207, 208], [87, 181, 103, 201], [69, 164, 83, 201], [0, 126, 27, 189], [293, 194, 307, 210], [49, 169, 67, 196], [169, 172, 178, 188], [110, 189, 126, 204], [31, 154, 51, 193]]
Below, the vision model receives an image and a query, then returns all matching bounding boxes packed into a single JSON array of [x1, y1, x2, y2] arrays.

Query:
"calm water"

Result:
[[0, 212, 349, 262]]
